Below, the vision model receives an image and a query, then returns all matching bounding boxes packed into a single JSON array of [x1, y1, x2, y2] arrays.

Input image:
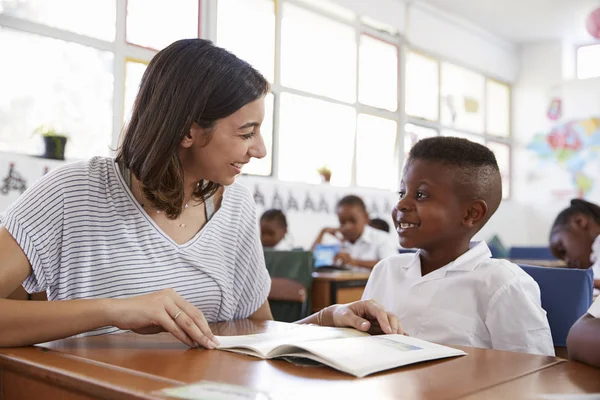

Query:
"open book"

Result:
[[215, 325, 466, 378]]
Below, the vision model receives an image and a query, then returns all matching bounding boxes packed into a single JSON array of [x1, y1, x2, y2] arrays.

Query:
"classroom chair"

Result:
[[269, 277, 308, 319], [519, 264, 594, 356], [509, 246, 556, 260], [264, 250, 314, 322]]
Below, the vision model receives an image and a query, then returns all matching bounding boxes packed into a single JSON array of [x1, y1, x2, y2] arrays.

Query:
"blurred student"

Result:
[[567, 295, 600, 368], [362, 137, 554, 356], [260, 209, 293, 250], [369, 218, 390, 233], [549, 199, 600, 290], [312, 195, 397, 269]]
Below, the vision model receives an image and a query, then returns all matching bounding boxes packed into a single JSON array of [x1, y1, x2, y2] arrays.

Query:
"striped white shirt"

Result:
[[1, 157, 270, 336]]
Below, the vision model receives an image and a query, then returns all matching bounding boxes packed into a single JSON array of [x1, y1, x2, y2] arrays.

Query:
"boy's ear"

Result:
[[462, 200, 488, 229], [572, 214, 589, 231]]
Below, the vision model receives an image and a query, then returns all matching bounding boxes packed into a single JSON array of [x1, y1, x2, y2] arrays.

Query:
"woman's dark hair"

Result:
[[551, 199, 600, 233], [116, 39, 270, 219], [260, 209, 287, 229]]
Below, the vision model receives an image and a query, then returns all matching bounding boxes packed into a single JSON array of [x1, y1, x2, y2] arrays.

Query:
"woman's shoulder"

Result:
[[45, 156, 116, 182], [223, 182, 255, 208]]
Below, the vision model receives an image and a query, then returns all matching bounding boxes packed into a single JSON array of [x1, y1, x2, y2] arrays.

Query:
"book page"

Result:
[[277, 334, 466, 377], [215, 325, 368, 358]]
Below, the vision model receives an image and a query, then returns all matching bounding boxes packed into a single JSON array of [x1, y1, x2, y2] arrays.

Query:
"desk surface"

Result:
[[312, 270, 371, 281], [2, 320, 597, 400]]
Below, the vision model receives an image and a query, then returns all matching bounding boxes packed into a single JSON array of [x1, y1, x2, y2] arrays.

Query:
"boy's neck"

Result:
[[419, 240, 471, 276]]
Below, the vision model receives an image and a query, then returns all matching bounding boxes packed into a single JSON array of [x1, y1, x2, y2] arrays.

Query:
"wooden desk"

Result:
[[311, 270, 370, 313], [0, 320, 588, 400], [462, 360, 600, 399]]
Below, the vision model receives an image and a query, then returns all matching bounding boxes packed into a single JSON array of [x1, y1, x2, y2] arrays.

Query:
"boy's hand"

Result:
[[108, 288, 220, 349], [334, 252, 353, 266], [321, 227, 340, 236], [325, 300, 404, 335]]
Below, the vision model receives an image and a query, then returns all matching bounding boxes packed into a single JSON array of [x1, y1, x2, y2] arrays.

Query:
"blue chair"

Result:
[[509, 247, 556, 260], [519, 264, 594, 347]]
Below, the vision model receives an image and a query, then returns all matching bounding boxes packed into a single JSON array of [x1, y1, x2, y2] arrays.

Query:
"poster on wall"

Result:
[[527, 117, 600, 201]]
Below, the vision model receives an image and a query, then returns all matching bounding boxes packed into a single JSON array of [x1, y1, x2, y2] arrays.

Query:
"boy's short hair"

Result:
[[337, 195, 367, 212], [552, 199, 600, 233], [369, 218, 390, 233], [408, 136, 502, 223], [260, 209, 287, 229]]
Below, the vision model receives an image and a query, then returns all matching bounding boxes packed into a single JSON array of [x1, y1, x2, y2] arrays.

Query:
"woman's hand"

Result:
[[108, 288, 220, 349], [322, 300, 404, 335]]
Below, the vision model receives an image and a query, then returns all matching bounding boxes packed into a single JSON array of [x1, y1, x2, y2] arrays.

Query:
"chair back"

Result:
[[264, 250, 314, 322], [519, 264, 594, 347], [509, 247, 556, 260]]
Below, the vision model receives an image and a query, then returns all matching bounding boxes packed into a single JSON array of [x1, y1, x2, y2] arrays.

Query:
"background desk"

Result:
[[2, 320, 599, 400], [310, 270, 370, 313]]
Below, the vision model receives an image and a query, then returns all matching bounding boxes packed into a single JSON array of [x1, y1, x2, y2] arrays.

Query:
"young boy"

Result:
[[567, 296, 600, 367], [260, 209, 292, 250], [362, 137, 554, 356], [312, 195, 398, 269]]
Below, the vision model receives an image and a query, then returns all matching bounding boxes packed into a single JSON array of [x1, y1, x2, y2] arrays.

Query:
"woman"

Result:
[[0, 39, 401, 348]]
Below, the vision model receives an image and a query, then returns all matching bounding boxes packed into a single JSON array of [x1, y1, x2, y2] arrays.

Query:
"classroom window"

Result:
[[123, 60, 147, 123], [278, 93, 356, 186], [486, 80, 510, 138], [216, 0, 275, 83], [0, 28, 114, 159], [126, 0, 199, 50], [242, 93, 274, 177], [358, 35, 398, 111], [0, 0, 116, 41], [405, 51, 439, 121], [356, 114, 398, 190], [441, 62, 485, 134], [280, 2, 357, 103], [577, 44, 600, 80], [486, 141, 510, 200], [403, 124, 437, 162]]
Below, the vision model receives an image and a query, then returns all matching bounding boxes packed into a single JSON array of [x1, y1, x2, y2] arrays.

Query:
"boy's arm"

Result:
[[566, 313, 600, 367], [310, 227, 338, 252], [594, 279, 600, 289], [486, 277, 555, 356]]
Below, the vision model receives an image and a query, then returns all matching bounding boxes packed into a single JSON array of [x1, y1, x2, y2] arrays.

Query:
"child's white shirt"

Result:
[[590, 234, 600, 279], [362, 241, 555, 356], [322, 225, 398, 261], [588, 296, 600, 318]]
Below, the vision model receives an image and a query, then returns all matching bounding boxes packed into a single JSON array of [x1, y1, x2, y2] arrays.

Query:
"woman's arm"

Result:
[[0, 228, 217, 348], [567, 313, 600, 367]]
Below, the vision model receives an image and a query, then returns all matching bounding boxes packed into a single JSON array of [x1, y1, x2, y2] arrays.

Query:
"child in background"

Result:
[[567, 296, 600, 368], [260, 209, 293, 250], [369, 218, 390, 233], [362, 137, 554, 356], [312, 195, 398, 269], [549, 199, 600, 291]]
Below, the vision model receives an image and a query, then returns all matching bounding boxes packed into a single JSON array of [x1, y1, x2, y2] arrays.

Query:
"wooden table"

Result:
[[311, 270, 370, 313], [2, 320, 598, 400]]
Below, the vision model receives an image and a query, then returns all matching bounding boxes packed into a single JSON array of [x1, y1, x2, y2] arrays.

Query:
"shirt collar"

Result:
[[354, 225, 375, 245], [401, 241, 492, 273]]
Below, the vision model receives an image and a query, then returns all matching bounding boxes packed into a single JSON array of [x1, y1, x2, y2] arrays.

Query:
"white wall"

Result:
[[512, 41, 600, 245]]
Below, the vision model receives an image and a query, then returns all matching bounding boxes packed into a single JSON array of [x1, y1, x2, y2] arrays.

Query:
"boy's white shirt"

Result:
[[273, 236, 294, 251], [322, 225, 398, 261], [362, 241, 555, 356], [590, 234, 600, 279], [588, 296, 600, 318]]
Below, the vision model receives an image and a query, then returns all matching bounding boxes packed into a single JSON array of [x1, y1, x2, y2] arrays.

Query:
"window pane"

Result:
[[356, 114, 397, 190], [243, 93, 274, 176], [0, 0, 115, 41], [295, 0, 355, 21], [486, 80, 510, 137], [577, 44, 600, 79], [441, 129, 484, 144], [217, 0, 275, 82], [405, 51, 439, 121], [126, 0, 198, 50], [124, 60, 147, 123], [281, 3, 356, 103], [486, 141, 510, 199], [0, 28, 114, 159], [278, 93, 355, 186], [403, 123, 437, 163], [359, 35, 398, 111], [441, 62, 485, 133]]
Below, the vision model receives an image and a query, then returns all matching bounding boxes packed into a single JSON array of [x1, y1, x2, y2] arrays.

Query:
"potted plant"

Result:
[[317, 165, 332, 183], [34, 126, 68, 160]]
